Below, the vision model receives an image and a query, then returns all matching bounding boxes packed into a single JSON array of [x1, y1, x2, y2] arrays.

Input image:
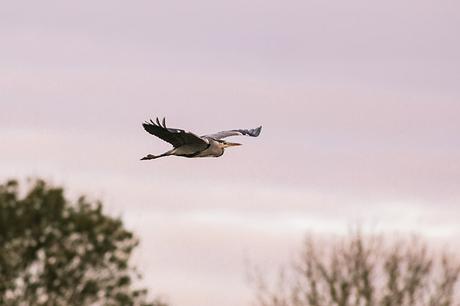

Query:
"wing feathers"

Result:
[[142, 117, 208, 149], [205, 126, 262, 140], [143, 117, 261, 148]]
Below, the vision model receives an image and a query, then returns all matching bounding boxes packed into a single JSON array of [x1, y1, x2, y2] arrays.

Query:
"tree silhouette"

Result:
[[254, 232, 460, 306], [0, 179, 165, 306]]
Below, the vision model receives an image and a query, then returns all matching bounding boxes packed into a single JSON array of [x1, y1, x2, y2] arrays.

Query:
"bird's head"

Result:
[[219, 140, 242, 148]]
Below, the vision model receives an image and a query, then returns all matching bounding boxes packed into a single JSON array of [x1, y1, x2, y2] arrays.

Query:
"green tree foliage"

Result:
[[254, 232, 460, 306], [0, 179, 164, 306]]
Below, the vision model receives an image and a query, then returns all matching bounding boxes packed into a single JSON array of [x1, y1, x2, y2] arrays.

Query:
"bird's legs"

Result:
[[140, 150, 173, 160], [140, 154, 156, 160]]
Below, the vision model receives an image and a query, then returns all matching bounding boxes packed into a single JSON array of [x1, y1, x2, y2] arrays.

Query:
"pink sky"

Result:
[[1, 1, 460, 305]]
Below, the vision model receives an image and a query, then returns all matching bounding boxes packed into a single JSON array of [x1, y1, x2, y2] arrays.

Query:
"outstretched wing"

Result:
[[205, 126, 262, 140], [142, 117, 209, 150]]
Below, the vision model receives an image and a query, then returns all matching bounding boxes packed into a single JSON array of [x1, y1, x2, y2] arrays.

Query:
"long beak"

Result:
[[225, 142, 242, 147]]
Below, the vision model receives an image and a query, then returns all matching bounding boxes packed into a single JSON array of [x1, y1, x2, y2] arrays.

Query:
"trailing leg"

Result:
[[140, 150, 172, 160]]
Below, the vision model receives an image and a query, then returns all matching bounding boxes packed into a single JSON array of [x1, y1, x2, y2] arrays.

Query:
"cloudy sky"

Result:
[[1, 1, 460, 305]]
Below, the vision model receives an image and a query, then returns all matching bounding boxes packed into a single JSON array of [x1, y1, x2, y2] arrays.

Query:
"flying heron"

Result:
[[141, 117, 262, 160]]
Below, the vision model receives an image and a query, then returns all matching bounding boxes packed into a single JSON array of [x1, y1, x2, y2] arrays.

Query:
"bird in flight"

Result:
[[141, 117, 262, 160]]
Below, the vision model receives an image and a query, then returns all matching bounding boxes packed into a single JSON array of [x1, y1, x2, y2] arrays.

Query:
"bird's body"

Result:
[[141, 117, 261, 160], [170, 138, 223, 157]]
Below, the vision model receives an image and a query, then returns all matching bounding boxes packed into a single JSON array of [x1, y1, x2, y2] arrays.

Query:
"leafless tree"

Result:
[[253, 232, 460, 306]]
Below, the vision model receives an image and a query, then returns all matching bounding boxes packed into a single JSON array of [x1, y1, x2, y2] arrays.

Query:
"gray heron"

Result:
[[141, 117, 262, 160]]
